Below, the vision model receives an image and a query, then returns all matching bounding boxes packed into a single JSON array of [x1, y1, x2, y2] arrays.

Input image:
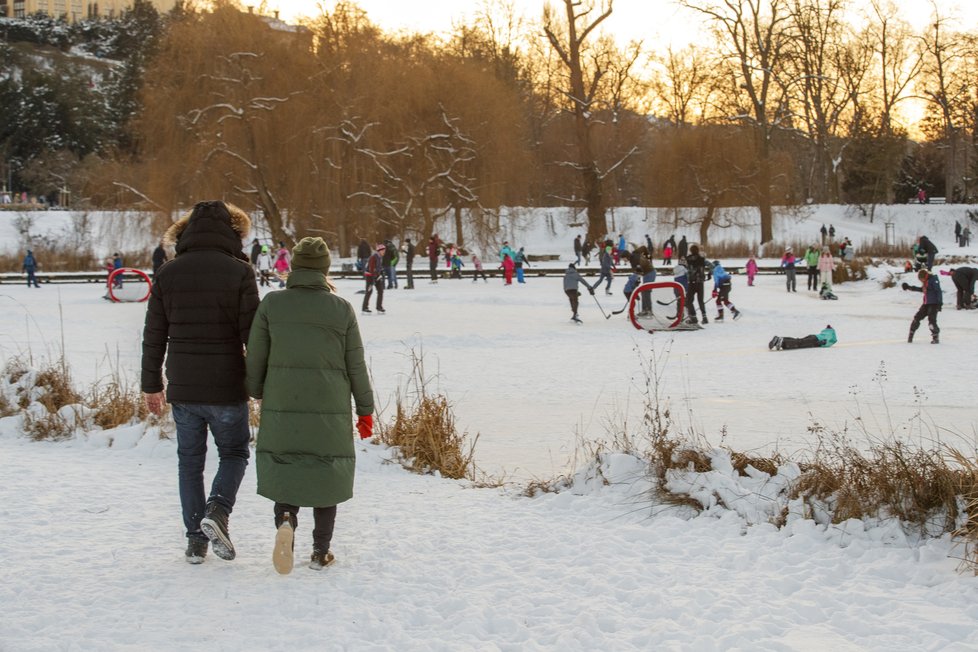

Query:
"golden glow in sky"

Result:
[[268, 0, 978, 48]]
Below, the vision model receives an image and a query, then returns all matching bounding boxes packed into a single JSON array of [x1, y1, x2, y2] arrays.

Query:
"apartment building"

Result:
[[0, 0, 179, 21]]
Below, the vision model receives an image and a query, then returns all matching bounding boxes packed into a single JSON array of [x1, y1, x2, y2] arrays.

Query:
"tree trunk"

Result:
[[453, 204, 465, 247]]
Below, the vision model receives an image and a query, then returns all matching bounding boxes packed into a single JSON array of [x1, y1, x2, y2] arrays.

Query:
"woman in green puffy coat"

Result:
[[246, 236, 374, 574]]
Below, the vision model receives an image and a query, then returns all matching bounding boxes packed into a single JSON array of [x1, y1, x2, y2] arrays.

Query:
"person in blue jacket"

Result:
[[711, 260, 741, 321], [590, 241, 616, 295], [22, 249, 41, 288], [903, 268, 943, 343], [769, 325, 837, 351]]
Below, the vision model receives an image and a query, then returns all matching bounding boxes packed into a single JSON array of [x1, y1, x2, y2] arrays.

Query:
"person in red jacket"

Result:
[[362, 243, 386, 313]]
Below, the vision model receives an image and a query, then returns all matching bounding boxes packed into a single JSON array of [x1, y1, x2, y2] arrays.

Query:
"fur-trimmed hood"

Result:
[[163, 201, 251, 259]]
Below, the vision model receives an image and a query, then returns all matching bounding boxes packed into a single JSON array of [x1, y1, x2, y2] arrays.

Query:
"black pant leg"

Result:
[[780, 335, 820, 350], [312, 505, 338, 552]]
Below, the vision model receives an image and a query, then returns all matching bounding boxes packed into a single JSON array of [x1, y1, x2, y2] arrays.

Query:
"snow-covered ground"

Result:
[[1, 204, 977, 650]]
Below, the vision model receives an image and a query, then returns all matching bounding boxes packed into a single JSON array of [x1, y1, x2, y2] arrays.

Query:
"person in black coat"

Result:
[[916, 235, 939, 270], [403, 238, 416, 289], [685, 244, 708, 325], [152, 241, 168, 275], [141, 200, 260, 564], [677, 235, 688, 261], [943, 267, 978, 309]]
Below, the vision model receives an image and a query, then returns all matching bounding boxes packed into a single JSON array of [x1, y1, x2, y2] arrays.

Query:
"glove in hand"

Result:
[[356, 414, 373, 440], [901, 282, 909, 291]]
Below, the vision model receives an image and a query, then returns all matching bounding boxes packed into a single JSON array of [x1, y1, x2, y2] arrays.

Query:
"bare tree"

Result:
[[918, 1, 969, 199], [652, 45, 721, 128], [349, 107, 480, 245], [680, 0, 794, 244], [787, 0, 860, 203], [542, 0, 638, 243]]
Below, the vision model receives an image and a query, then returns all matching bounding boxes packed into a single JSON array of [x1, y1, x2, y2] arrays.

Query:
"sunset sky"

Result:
[[269, 0, 978, 48]]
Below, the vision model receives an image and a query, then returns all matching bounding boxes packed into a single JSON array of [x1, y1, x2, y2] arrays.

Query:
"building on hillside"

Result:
[[0, 0, 178, 21]]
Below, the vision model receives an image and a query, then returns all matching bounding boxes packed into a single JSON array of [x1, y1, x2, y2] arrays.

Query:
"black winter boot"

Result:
[[907, 330, 914, 343], [185, 537, 208, 564], [200, 502, 235, 561]]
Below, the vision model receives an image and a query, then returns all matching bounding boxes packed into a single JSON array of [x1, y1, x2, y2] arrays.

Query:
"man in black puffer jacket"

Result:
[[141, 200, 260, 565]]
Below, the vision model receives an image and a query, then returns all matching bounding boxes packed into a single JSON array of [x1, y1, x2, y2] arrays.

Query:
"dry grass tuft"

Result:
[[947, 448, 978, 574], [88, 377, 148, 430], [376, 348, 478, 481], [791, 436, 972, 532], [32, 359, 81, 414], [378, 394, 476, 480], [0, 392, 13, 418], [23, 410, 73, 441], [730, 451, 782, 477]]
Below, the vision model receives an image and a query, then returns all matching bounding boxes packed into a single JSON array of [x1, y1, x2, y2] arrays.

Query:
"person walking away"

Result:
[[256, 245, 274, 287], [955, 221, 962, 247], [829, 224, 835, 240], [563, 262, 591, 323], [582, 239, 594, 265], [471, 253, 489, 282], [22, 249, 41, 288], [590, 242, 616, 295], [514, 247, 531, 283], [427, 234, 441, 283], [769, 325, 837, 351], [274, 242, 291, 288], [780, 247, 799, 292], [382, 239, 397, 289], [803, 245, 819, 291], [403, 238, 415, 289], [245, 237, 374, 574], [745, 255, 758, 286], [140, 200, 259, 564], [153, 241, 169, 276], [940, 267, 978, 310], [685, 245, 708, 325], [902, 268, 942, 343], [817, 247, 836, 296], [916, 235, 938, 270], [677, 235, 688, 261], [711, 260, 741, 321], [573, 235, 582, 266], [820, 224, 828, 246], [362, 243, 386, 313]]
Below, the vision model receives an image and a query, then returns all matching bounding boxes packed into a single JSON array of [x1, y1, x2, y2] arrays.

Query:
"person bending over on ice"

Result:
[[711, 260, 741, 321], [902, 268, 943, 344], [563, 262, 591, 323], [939, 267, 977, 310], [246, 237, 374, 574], [769, 325, 837, 351]]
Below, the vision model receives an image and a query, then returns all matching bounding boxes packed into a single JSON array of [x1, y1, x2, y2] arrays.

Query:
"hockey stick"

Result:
[[590, 291, 611, 319], [610, 303, 630, 317], [656, 297, 678, 306]]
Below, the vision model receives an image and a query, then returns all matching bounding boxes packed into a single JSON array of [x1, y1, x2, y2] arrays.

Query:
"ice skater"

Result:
[[902, 268, 942, 343], [769, 325, 837, 351]]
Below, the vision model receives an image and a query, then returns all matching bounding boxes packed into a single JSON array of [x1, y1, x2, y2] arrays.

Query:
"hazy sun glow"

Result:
[[268, 0, 978, 48]]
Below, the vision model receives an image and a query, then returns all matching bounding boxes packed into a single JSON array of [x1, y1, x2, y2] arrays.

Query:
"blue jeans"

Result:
[[172, 402, 250, 540]]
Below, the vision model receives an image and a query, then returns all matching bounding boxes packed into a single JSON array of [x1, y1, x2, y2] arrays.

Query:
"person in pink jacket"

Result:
[[745, 255, 758, 286], [274, 242, 291, 288], [817, 247, 836, 295]]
